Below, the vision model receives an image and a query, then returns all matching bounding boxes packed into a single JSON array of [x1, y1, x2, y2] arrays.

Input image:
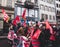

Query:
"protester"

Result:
[[3, 21, 10, 33], [7, 24, 18, 47], [6, 19, 60, 47], [29, 21, 41, 47], [56, 28, 60, 47], [39, 23, 50, 47]]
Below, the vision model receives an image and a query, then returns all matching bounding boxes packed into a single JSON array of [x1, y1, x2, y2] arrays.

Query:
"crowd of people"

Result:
[[1, 8, 60, 47], [4, 20, 60, 47]]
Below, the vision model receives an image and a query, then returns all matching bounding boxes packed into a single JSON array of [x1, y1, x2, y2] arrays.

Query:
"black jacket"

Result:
[[38, 29, 50, 42]]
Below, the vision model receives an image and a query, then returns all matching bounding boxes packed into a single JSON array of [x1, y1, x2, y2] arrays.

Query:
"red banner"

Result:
[[32, 29, 41, 39]]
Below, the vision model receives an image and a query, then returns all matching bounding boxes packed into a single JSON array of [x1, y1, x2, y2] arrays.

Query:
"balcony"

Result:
[[24, 1, 35, 9], [0, 5, 14, 11], [16, 0, 22, 3], [15, 0, 38, 9]]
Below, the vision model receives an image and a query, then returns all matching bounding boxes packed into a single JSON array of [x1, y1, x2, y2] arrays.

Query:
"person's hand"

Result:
[[28, 36, 31, 41]]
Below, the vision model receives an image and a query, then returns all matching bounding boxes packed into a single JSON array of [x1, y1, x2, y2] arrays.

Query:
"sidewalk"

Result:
[[0, 38, 12, 47]]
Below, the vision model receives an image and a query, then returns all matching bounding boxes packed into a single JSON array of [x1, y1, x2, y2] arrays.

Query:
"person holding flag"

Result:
[[29, 21, 41, 47], [45, 20, 56, 41], [2, 9, 10, 33], [40, 23, 50, 47], [22, 8, 27, 27], [22, 8, 26, 21], [2, 8, 10, 23], [12, 16, 20, 33], [42, 20, 56, 47]]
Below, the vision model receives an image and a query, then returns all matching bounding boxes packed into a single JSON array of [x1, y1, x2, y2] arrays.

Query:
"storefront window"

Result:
[[17, 7, 21, 16], [29, 9, 34, 17], [7, 0, 12, 7]]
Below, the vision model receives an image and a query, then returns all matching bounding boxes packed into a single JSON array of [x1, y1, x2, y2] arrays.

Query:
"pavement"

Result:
[[0, 35, 12, 47]]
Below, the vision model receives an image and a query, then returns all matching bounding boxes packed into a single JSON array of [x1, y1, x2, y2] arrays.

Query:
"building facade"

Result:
[[0, 0, 58, 30], [38, 0, 56, 25], [56, 0, 60, 27], [15, 0, 57, 25], [15, 0, 39, 23], [0, 0, 17, 30], [0, 0, 17, 19]]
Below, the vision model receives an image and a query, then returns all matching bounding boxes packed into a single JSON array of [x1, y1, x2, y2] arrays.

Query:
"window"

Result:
[[46, 0, 48, 2], [45, 6, 48, 11], [35, 0, 38, 5], [41, 14, 44, 19], [29, 9, 34, 17], [17, 7, 22, 16], [59, 4, 60, 8], [51, 8, 55, 12], [7, 0, 12, 7], [26, 9, 28, 17], [57, 10, 60, 15], [35, 10, 38, 17], [21, 8, 28, 17], [49, 7, 52, 12], [41, 14, 48, 20], [56, 4, 58, 7], [53, 16, 55, 20], [52, 8, 55, 12], [49, 0, 52, 3], [47, 0, 50, 3], [44, 0, 46, 2], [57, 10, 58, 14], [49, 15, 52, 20], [45, 14, 48, 20], [0, 0, 2, 5], [51, 0, 54, 4], [40, 5, 44, 10]]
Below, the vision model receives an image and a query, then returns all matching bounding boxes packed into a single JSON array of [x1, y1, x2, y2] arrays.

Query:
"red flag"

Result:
[[21, 36, 30, 47], [49, 35, 55, 41], [15, 16, 20, 23], [30, 27, 34, 37], [32, 29, 41, 39], [23, 21, 26, 27], [7, 30, 17, 40], [45, 21, 56, 41], [45, 21, 53, 34], [22, 8, 26, 21], [45, 21, 50, 29], [12, 19, 17, 26], [12, 16, 20, 25], [2, 9, 9, 23]]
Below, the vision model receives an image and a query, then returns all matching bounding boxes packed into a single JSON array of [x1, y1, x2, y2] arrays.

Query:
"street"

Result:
[[0, 36, 12, 47]]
